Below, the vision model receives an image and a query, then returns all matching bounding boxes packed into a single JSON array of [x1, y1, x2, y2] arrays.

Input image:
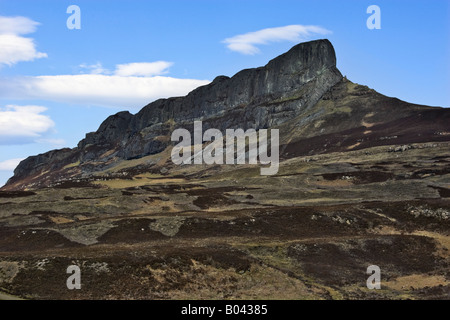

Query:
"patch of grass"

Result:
[[384, 274, 449, 291], [93, 177, 186, 189], [63, 161, 80, 169]]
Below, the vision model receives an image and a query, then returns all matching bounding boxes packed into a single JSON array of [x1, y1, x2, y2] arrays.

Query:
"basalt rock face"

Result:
[[5, 39, 343, 189], [3, 39, 450, 190], [78, 39, 342, 159]]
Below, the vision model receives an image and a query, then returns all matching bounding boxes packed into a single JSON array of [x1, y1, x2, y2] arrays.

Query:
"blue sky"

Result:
[[0, 0, 449, 187]]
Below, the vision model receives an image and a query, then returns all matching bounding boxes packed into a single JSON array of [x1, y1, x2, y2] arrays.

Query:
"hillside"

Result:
[[0, 40, 449, 300]]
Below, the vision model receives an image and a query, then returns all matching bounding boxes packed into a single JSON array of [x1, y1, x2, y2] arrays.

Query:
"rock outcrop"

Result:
[[3, 39, 450, 190], [6, 40, 342, 187], [78, 39, 342, 158]]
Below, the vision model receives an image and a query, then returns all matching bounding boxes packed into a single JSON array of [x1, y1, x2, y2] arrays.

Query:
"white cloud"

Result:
[[0, 158, 24, 171], [79, 61, 173, 77], [223, 25, 332, 55], [0, 105, 55, 144], [0, 16, 47, 66], [79, 62, 110, 75], [115, 61, 173, 77], [0, 16, 40, 35], [0, 74, 210, 109]]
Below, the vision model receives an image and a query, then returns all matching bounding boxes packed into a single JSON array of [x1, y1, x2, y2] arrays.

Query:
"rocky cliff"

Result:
[[3, 39, 450, 190]]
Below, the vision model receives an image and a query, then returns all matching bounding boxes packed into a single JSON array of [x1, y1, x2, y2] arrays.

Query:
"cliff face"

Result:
[[78, 39, 342, 157], [4, 39, 449, 190], [6, 39, 342, 188]]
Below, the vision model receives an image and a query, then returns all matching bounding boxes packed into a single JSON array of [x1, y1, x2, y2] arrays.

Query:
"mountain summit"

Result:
[[3, 39, 449, 190]]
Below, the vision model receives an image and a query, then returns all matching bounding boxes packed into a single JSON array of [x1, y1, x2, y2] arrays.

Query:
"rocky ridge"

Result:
[[3, 39, 450, 190]]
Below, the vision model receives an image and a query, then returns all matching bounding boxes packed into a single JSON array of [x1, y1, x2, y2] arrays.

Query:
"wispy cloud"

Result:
[[0, 16, 47, 66], [115, 61, 173, 77], [223, 24, 332, 55], [79, 61, 173, 77], [0, 158, 24, 171], [0, 105, 55, 144], [0, 56, 209, 109], [0, 74, 210, 109], [79, 62, 111, 75]]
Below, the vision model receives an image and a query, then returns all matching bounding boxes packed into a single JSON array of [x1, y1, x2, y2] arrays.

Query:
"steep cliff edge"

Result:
[[3, 39, 449, 190]]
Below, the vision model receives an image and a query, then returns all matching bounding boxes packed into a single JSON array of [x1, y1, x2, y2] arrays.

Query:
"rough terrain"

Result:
[[1, 142, 449, 299], [0, 40, 449, 300]]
